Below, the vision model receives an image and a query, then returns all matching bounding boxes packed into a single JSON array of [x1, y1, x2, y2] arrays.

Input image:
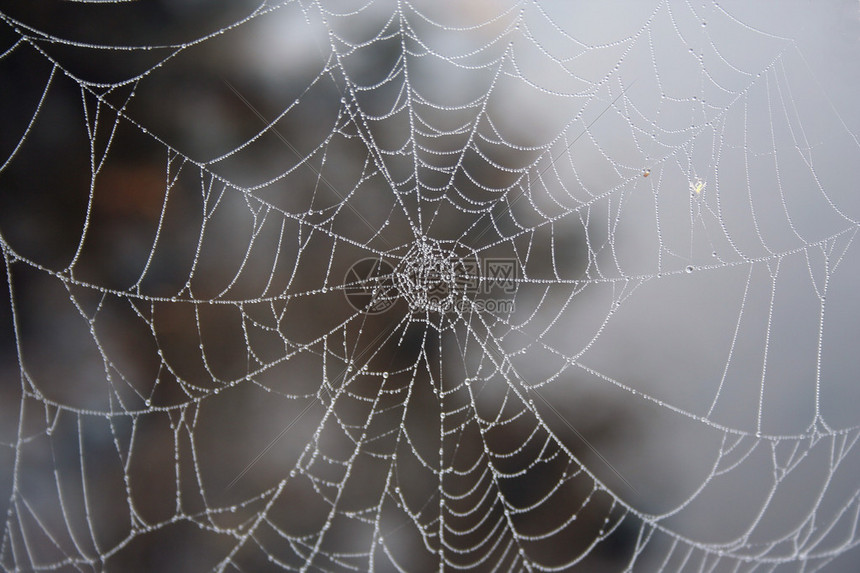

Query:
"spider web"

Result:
[[2, 1, 860, 571]]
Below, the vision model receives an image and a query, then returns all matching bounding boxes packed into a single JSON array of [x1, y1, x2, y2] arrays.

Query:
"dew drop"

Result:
[[145, 399, 152, 407], [686, 265, 695, 274]]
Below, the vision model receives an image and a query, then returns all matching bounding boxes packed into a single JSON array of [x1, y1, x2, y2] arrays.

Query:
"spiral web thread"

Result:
[[1, 1, 860, 571]]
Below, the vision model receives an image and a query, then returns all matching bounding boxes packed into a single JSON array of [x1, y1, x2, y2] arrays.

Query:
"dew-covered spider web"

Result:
[[2, 1, 860, 571]]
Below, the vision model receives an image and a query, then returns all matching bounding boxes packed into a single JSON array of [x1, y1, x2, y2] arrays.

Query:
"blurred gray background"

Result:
[[1, 1, 859, 571]]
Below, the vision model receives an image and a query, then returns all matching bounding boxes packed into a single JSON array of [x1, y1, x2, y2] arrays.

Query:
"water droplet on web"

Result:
[[382, 372, 389, 379], [686, 265, 695, 273], [701, 21, 707, 27], [145, 399, 151, 407]]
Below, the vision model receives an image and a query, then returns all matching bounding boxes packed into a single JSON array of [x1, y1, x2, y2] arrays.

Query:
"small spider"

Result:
[[643, 169, 650, 177]]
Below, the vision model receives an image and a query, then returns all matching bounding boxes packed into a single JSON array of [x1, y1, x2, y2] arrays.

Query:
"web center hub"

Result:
[[394, 238, 479, 314]]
